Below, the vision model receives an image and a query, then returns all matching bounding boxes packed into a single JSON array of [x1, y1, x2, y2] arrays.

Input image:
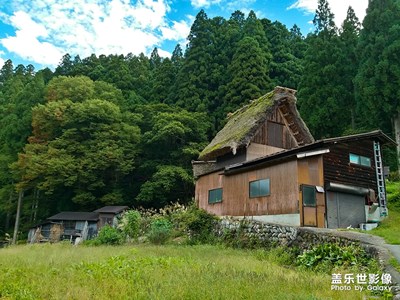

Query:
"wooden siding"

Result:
[[246, 143, 283, 161], [298, 156, 325, 228], [252, 114, 297, 149], [196, 160, 298, 216], [323, 140, 377, 193]]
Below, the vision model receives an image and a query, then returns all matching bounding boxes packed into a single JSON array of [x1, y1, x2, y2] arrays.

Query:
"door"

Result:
[[326, 191, 366, 228], [302, 185, 317, 227]]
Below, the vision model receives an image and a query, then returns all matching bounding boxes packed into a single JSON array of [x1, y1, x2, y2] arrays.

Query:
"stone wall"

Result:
[[217, 217, 357, 250]]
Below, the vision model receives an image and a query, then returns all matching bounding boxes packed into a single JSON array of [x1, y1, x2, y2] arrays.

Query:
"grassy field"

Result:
[[0, 243, 377, 300], [369, 207, 400, 244]]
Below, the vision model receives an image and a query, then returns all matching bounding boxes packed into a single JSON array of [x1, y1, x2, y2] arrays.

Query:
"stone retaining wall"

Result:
[[217, 217, 358, 250]]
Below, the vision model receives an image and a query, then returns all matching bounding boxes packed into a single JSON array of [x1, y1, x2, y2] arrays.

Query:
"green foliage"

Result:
[[184, 207, 218, 244], [147, 217, 172, 244], [95, 225, 124, 245], [119, 210, 141, 240], [386, 180, 400, 210], [296, 243, 374, 273], [368, 182, 400, 244], [355, 0, 400, 133], [162, 204, 218, 244]]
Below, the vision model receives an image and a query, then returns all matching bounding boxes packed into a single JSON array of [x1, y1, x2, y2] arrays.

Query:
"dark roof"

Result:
[[198, 86, 314, 161], [319, 130, 395, 145], [93, 206, 129, 214], [224, 130, 395, 175], [47, 212, 99, 221]]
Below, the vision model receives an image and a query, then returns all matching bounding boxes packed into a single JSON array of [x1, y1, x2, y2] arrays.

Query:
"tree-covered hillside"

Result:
[[1, 0, 399, 238]]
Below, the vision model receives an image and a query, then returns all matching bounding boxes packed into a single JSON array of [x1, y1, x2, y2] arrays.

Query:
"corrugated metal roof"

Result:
[[47, 212, 99, 221]]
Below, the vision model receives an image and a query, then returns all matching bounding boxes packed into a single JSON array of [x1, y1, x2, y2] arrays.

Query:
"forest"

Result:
[[0, 0, 399, 238]]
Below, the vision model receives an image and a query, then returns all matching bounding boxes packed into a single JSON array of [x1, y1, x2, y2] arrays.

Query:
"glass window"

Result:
[[208, 188, 223, 204], [360, 156, 371, 167], [302, 185, 316, 207], [349, 153, 360, 164], [350, 153, 371, 167], [249, 179, 270, 198]]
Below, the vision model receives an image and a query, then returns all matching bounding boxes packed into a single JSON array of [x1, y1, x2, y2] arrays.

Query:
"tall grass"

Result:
[[0, 243, 374, 300]]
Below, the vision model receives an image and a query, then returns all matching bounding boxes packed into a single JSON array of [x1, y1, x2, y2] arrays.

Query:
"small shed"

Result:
[[94, 206, 129, 227], [47, 212, 99, 241]]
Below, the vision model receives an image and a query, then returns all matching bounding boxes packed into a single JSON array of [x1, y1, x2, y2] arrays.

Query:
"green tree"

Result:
[[224, 36, 270, 114], [133, 104, 210, 207], [298, 0, 346, 138], [355, 0, 400, 169], [338, 6, 361, 130], [13, 76, 141, 210]]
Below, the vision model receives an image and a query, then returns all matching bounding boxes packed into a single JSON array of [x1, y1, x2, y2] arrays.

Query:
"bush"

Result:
[[148, 218, 172, 244], [296, 243, 374, 273], [185, 207, 218, 244], [95, 225, 124, 245], [119, 210, 141, 241]]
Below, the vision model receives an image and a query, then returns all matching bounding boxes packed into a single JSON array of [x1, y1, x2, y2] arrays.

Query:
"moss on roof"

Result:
[[199, 90, 276, 160]]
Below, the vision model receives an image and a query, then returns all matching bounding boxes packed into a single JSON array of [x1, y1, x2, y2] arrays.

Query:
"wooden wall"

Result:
[[323, 140, 377, 194], [246, 143, 283, 161], [196, 160, 298, 216], [252, 118, 296, 149], [298, 156, 325, 228]]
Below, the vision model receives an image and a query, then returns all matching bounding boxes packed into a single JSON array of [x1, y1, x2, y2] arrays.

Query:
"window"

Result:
[[349, 153, 371, 167], [249, 179, 270, 198], [302, 185, 316, 207], [208, 188, 223, 204]]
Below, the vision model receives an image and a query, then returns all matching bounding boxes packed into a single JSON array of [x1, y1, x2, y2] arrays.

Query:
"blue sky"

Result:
[[0, 0, 368, 70]]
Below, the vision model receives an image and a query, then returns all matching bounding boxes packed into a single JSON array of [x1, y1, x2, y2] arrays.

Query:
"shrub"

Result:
[[185, 207, 218, 244], [96, 225, 124, 245], [119, 210, 141, 241], [296, 243, 373, 273], [148, 218, 172, 244]]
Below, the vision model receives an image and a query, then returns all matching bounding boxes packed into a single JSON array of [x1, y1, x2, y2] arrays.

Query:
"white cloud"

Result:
[[191, 0, 221, 9], [288, 0, 368, 27], [160, 20, 191, 41], [0, 0, 192, 67], [1, 11, 64, 66], [157, 48, 171, 58]]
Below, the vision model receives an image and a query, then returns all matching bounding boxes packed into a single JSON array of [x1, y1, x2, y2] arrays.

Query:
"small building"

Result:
[[94, 206, 129, 227], [193, 86, 395, 229], [28, 206, 128, 243]]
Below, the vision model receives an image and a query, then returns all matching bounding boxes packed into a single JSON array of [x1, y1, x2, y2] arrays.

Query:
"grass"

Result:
[[389, 257, 400, 272], [369, 207, 400, 244], [366, 180, 400, 244], [0, 243, 377, 300]]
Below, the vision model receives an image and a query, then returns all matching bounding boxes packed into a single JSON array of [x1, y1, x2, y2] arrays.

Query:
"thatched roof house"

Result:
[[199, 86, 314, 161], [194, 86, 394, 229]]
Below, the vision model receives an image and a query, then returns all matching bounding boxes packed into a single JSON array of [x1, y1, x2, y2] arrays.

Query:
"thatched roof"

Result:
[[199, 86, 314, 161]]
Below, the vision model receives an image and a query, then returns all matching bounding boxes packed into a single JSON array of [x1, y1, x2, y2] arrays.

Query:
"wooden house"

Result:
[[94, 206, 129, 227], [28, 205, 128, 243], [193, 86, 395, 229]]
